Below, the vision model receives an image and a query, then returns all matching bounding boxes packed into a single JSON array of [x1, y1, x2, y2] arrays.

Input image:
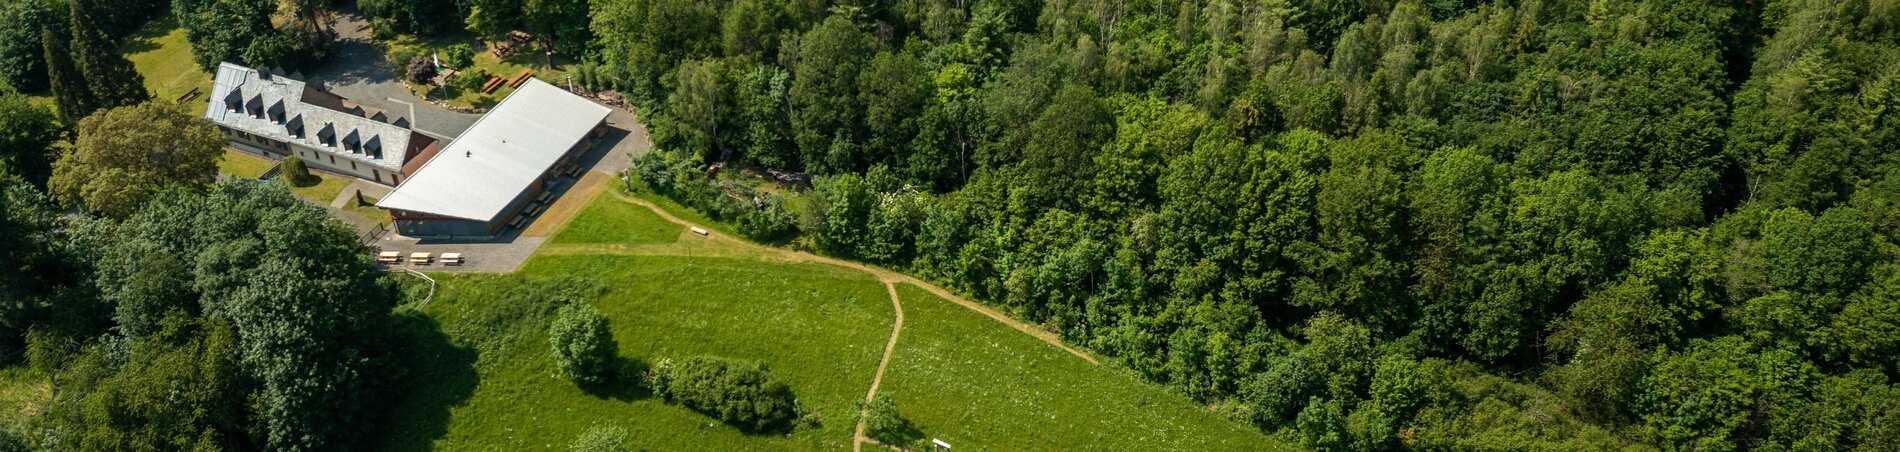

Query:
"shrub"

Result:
[[651, 356, 797, 431], [548, 303, 617, 384], [569, 424, 628, 452], [368, 18, 398, 41], [279, 156, 314, 186], [739, 194, 801, 242], [859, 392, 907, 444], [405, 56, 438, 84], [447, 70, 486, 96], [440, 43, 475, 69]]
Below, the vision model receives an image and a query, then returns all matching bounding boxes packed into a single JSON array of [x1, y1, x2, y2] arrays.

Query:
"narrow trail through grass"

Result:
[[602, 189, 1099, 365], [853, 282, 905, 452], [591, 188, 1107, 449]]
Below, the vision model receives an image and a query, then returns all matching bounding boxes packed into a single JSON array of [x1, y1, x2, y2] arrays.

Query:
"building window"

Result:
[[349, 161, 356, 170], [372, 169, 380, 182]]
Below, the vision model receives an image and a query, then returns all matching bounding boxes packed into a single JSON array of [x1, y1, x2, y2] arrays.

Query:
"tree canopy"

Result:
[[606, 0, 1900, 447], [49, 100, 222, 218]]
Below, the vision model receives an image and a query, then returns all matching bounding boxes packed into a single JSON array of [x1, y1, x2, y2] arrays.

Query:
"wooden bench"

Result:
[[690, 226, 709, 237], [481, 75, 506, 93], [507, 216, 526, 229], [506, 69, 533, 88]]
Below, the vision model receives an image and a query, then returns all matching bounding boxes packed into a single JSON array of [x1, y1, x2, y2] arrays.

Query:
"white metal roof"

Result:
[[376, 79, 611, 222], [204, 62, 414, 172]]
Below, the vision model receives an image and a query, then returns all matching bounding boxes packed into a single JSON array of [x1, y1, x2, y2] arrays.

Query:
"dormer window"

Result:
[[364, 135, 382, 159], [343, 129, 361, 153], [285, 115, 304, 139], [267, 100, 286, 124], [246, 94, 264, 118], [317, 123, 336, 147]]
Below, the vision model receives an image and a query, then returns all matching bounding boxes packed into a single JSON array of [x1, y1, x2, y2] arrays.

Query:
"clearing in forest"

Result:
[[370, 187, 1284, 450]]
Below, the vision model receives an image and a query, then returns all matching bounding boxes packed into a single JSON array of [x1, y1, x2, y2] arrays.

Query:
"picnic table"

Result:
[[506, 69, 533, 88], [377, 251, 401, 264], [440, 253, 464, 266], [409, 252, 432, 265]]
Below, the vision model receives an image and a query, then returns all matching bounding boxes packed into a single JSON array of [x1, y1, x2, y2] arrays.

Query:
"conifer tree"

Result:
[[40, 28, 92, 124], [66, 0, 147, 111]]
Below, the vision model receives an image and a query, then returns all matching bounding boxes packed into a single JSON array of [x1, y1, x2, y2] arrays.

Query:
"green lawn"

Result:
[[217, 149, 278, 178], [883, 283, 1286, 450], [0, 366, 51, 428], [375, 255, 893, 450], [343, 195, 393, 226], [547, 192, 683, 245], [122, 15, 210, 102], [623, 183, 744, 238], [287, 171, 351, 204]]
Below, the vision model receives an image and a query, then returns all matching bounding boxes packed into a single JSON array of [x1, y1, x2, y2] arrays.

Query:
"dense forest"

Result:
[[589, 0, 1900, 448]]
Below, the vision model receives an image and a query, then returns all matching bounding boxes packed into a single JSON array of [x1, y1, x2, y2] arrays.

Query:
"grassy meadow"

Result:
[[121, 15, 210, 102], [882, 283, 1286, 451], [366, 191, 1284, 450], [375, 255, 893, 450]]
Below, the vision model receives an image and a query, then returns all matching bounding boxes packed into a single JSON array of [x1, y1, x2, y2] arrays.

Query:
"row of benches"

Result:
[[378, 251, 463, 266]]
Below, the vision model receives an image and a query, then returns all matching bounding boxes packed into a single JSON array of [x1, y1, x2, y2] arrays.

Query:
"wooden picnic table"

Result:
[[376, 251, 401, 264], [409, 252, 432, 265], [506, 69, 533, 88], [440, 253, 464, 266]]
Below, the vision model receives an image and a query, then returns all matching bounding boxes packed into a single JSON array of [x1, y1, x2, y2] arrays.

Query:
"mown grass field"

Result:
[[368, 191, 1284, 450], [217, 149, 278, 178], [883, 283, 1286, 451], [545, 189, 682, 245], [121, 15, 210, 102], [375, 255, 893, 450]]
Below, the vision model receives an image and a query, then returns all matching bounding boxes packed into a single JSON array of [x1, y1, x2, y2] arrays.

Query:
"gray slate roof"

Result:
[[204, 62, 413, 172], [376, 79, 610, 222]]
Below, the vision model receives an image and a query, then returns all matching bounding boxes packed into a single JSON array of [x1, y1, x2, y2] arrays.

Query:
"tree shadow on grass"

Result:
[[118, 15, 178, 54], [576, 355, 651, 401], [370, 312, 479, 451], [869, 415, 929, 447]]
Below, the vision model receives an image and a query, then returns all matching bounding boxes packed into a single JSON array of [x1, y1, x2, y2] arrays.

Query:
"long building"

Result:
[[375, 78, 612, 237], [203, 62, 440, 186]]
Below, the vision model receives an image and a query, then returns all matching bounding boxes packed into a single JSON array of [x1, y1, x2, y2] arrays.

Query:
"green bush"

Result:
[[279, 156, 314, 186], [649, 356, 797, 431], [440, 44, 475, 69], [739, 193, 800, 242], [548, 303, 617, 384], [859, 392, 907, 444], [447, 70, 486, 96]]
